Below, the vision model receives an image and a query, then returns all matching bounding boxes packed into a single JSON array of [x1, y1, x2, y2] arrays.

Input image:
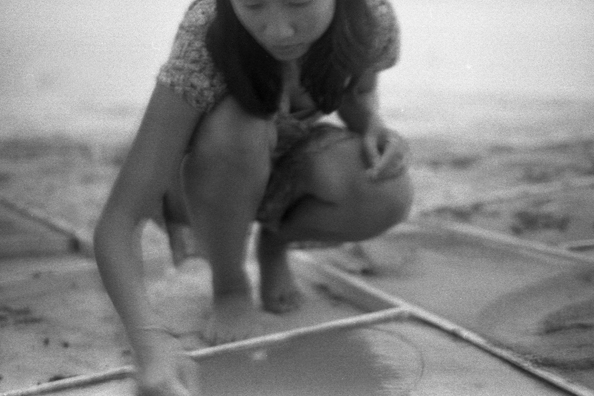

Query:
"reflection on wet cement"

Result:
[[198, 327, 423, 396], [479, 269, 594, 371]]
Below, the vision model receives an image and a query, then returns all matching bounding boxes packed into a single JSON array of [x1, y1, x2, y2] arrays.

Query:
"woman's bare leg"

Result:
[[257, 228, 302, 313], [278, 135, 413, 242], [181, 97, 276, 344], [257, 133, 413, 313]]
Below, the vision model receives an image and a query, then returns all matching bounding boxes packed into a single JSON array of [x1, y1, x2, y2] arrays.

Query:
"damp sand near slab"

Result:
[[322, 221, 594, 391], [478, 269, 594, 373]]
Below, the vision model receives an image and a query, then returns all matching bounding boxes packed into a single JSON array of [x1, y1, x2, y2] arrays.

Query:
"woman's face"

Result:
[[230, 0, 336, 62]]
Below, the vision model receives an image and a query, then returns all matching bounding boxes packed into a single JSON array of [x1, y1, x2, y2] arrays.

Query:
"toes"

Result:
[[264, 290, 303, 314]]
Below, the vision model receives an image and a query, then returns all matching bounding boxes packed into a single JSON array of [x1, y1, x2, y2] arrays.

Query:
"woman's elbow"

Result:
[[93, 206, 135, 261]]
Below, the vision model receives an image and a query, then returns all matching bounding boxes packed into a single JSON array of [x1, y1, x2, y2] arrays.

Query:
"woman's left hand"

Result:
[[363, 125, 410, 182]]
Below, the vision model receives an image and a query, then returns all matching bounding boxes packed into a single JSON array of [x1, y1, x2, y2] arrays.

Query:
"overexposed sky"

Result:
[[386, 0, 594, 97], [1, 0, 593, 102], [0, 0, 593, 141], [0, 0, 187, 102]]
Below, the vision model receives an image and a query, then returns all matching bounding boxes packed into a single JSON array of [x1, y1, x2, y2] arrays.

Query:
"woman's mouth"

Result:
[[269, 43, 307, 59]]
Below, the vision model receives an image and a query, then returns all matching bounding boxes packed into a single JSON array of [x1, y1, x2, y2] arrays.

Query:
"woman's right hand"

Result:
[[135, 334, 200, 396]]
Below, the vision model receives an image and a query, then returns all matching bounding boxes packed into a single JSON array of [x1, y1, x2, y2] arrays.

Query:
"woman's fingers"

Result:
[[366, 130, 409, 181], [363, 131, 382, 171]]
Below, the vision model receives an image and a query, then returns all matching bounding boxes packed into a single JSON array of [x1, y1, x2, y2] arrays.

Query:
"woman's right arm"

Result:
[[93, 83, 201, 393]]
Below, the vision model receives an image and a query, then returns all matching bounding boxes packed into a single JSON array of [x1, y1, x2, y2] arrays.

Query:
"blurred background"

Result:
[[1, 0, 593, 145]]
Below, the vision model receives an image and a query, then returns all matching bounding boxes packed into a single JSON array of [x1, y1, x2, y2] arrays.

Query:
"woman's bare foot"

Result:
[[203, 290, 262, 345]]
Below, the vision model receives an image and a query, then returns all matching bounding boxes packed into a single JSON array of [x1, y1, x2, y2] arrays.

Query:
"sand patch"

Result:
[[479, 269, 594, 373]]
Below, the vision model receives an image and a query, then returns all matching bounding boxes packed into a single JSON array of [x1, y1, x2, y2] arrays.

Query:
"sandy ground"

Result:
[[412, 136, 594, 247], [1, 131, 593, 241], [2, 129, 594, 394], [2, 91, 594, 393]]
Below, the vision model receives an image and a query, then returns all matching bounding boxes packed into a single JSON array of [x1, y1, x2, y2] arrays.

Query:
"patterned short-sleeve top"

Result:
[[157, 0, 400, 118]]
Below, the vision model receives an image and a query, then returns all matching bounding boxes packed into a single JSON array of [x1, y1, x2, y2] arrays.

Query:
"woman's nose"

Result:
[[264, 10, 296, 41]]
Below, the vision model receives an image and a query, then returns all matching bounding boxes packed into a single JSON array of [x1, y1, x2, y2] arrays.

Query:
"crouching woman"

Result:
[[94, 0, 413, 394]]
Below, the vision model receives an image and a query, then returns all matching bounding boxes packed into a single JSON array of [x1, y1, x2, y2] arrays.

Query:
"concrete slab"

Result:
[[0, 249, 576, 396], [321, 221, 594, 393], [0, 219, 585, 395], [41, 321, 567, 396]]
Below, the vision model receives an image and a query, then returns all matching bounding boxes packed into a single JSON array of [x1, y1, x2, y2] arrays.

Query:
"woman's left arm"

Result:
[[338, 71, 409, 182]]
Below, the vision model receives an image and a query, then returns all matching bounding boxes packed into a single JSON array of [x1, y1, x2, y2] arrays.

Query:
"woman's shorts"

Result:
[[158, 115, 360, 233]]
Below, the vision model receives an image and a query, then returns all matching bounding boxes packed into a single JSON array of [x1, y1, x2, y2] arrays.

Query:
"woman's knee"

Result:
[[306, 135, 414, 239], [348, 171, 414, 239], [183, 96, 276, 186], [372, 172, 414, 227]]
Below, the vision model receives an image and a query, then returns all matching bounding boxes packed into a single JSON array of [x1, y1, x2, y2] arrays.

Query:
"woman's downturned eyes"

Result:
[[241, 0, 264, 10]]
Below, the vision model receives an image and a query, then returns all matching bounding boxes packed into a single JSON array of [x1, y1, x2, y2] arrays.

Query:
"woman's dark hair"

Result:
[[206, 0, 378, 117]]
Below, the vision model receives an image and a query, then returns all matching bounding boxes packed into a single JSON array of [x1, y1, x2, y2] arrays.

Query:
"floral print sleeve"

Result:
[[156, 0, 227, 114], [367, 0, 401, 72]]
